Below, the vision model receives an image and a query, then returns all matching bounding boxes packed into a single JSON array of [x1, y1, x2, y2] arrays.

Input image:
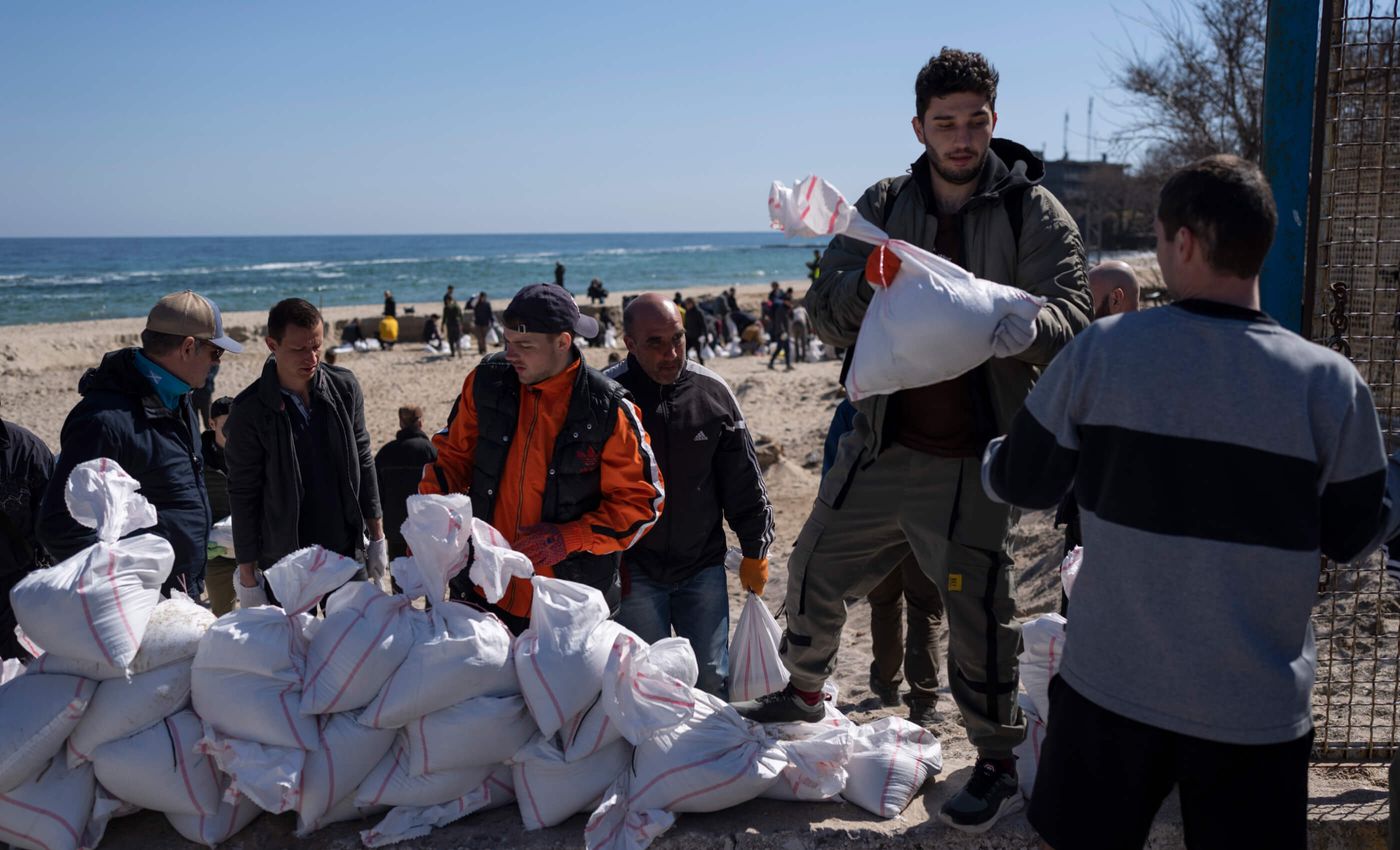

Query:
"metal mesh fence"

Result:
[[1309, 0, 1400, 762]]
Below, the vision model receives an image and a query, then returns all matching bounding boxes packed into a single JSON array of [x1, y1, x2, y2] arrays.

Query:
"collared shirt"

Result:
[[133, 350, 191, 410]]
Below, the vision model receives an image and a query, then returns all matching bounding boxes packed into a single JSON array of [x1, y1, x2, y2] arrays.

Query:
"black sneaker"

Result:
[[938, 758, 1023, 833], [731, 684, 826, 724], [868, 663, 901, 708], [905, 697, 943, 728]]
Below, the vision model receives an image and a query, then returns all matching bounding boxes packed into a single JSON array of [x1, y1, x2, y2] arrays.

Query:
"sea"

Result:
[[0, 232, 831, 327]]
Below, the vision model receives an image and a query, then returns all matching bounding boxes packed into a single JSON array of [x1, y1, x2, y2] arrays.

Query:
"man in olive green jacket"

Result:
[[734, 48, 1091, 834]]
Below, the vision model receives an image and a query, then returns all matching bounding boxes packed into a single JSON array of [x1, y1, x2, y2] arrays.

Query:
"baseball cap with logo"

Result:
[[146, 290, 244, 353], [502, 283, 599, 339]]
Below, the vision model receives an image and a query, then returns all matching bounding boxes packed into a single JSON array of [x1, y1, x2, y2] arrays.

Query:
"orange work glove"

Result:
[[864, 244, 901, 287], [740, 557, 769, 596]]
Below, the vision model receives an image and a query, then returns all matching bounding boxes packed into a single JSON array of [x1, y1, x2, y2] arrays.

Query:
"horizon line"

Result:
[[0, 228, 797, 241]]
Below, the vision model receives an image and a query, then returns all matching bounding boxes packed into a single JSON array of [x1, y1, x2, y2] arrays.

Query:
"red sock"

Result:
[[791, 686, 823, 706]]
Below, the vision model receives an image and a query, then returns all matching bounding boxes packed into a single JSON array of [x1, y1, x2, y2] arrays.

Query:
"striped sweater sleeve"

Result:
[[982, 334, 1082, 509], [1319, 371, 1387, 563]]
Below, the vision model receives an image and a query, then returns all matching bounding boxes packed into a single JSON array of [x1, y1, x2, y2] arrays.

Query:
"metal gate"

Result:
[[1308, 0, 1400, 762]]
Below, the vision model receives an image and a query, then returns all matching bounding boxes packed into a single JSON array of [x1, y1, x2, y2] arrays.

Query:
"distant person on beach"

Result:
[[383, 290, 397, 318], [790, 299, 811, 363], [0, 411, 54, 659], [443, 296, 464, 358], [806, 249, 821, 283], [733, 48, 1092, 836], [985, 155, 1388, 850], [725, 287, 739, 313], [38, 290, 244, 597], [422, 313, 443, 349], [418, 283, 663, 633], [192, 363, 219, 430], [222, 298, 386, 609], [323, 347, 338, 365], [375, 405, 437, 560], [201, 396, 236, 616], [444, 285, 455, 309], [472, 291, 493, 355], [341, 317, 362, 347], [606, 293, 772, 697], [587, 278, 608, 305], [554, 261, 566, 288], [682, 297, 709, 364], [378, 313, 399, 351], [766, 291, 793, 371]]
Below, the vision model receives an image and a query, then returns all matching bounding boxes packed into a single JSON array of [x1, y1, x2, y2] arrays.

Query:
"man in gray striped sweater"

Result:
[[982, 154, 1388, 849]]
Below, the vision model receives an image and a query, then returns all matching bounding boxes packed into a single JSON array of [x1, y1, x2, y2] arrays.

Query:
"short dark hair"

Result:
[[267, 298, 323, 342], [398, 405, 423, 430], [1157, 154, 1277, 279], [140, 329, 187, 356], [915, 48, 999, 117]]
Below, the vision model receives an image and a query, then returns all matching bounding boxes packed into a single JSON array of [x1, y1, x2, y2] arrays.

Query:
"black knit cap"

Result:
[[501, 283, 598, 338]]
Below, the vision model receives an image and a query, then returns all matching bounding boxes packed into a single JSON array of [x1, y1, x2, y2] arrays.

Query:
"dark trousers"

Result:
[[867, 552, 945, 702]]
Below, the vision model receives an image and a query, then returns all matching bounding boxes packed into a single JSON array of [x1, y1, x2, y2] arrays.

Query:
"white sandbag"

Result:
[[193, 547, 361, 749], [466, 515, 534, 604], [360, 600, 517, 729], [31, 591, 215, 681], [840, 716, 943, 817], [584, 773, 675, 850], [0, 673, 97, 793], [1, 658, 24, 685], [515, 578, 619, 737], [300, 581, 414, 715], [11, 459, 174, 671], [700, 344, 716, 361], [728, 591, 788, 702], [1060, 545, 1082, 601], [197, 728, 304, 814], [512, 734, 632, 831], [1019, 613, 1066, 722], [626, 689, 786, 813], [68, 659, 191, 765], [0, 756, 95, 850], [1013, 694, 1046, 800], [763, 725, 852, 802], [208, 516, 234, 558], [296, 712, 397, 836], [355, 744, 495, 810], [768, 176, 1045, 402], [360, 765, 514, 848], [403, 695, 535, 777], [92, 709, 221, 816], [166, 793, 261, 848], [397, 494, 475, 587], [564, 634, 698, 762]]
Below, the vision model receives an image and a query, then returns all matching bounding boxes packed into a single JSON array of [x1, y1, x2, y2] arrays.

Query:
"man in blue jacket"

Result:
[[38, 290, 243, 595]]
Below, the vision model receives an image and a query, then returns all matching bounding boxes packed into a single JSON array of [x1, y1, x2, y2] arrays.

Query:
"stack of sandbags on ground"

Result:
[[0, 459, 181, 850], [1013, 551, 1075, 800], [194, 545, 411, 837], [353, 495, 524, 846]]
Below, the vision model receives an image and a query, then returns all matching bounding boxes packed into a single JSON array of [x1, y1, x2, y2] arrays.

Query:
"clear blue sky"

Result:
[[0, 1, 1163, 237]]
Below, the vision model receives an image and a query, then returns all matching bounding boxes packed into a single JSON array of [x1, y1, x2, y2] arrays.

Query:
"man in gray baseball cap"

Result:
[[38, 290, 242, 597]]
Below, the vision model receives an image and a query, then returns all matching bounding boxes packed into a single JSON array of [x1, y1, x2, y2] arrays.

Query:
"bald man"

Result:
[[1088, 260, 1141, 319], [605, 294, 774, 698], [1055, 261, 1143, 612]]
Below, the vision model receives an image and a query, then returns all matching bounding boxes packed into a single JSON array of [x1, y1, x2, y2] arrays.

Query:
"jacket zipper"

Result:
[[514, 388, 542, 531]]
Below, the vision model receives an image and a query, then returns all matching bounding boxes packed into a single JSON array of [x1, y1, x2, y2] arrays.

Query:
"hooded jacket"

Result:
[[37, 348, 211, 589], [810, 139, 1090, 546], [605, 355, 772, 585], [223, 358, 381, 569]]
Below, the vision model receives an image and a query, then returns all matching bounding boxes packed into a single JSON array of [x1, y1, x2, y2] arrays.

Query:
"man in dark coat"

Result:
[[0, 414, 54, 658], [38, 290, 243, 596], [375, 405, 437, 559]]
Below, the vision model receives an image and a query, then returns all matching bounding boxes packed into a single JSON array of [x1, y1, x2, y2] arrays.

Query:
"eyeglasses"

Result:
[[195, 340, 224, 361]]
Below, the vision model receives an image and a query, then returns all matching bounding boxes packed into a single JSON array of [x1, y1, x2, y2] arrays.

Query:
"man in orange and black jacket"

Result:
[[420, 283, 665, 633]]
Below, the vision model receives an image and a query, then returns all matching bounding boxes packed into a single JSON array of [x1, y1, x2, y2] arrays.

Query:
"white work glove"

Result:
[[990, 311, 1039, 358], [367, 537, 389, 584], [235, 570, 269, 609]]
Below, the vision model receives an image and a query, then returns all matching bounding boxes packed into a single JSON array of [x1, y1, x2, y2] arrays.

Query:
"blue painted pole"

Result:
[[1260, 0, 1323, 333]]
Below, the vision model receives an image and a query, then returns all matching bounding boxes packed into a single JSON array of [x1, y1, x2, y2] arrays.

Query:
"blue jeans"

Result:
[[618, 565, 730, 699]]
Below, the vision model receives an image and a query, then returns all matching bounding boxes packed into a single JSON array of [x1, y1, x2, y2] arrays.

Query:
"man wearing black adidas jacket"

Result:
[[606, 293, 774, 698]]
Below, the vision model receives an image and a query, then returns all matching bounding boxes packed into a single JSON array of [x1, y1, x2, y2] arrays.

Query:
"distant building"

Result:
[[1040, 154, 1153, 252]]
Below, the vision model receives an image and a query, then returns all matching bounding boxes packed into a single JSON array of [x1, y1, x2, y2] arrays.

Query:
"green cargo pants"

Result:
[[781, 436, 1025, 758]]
